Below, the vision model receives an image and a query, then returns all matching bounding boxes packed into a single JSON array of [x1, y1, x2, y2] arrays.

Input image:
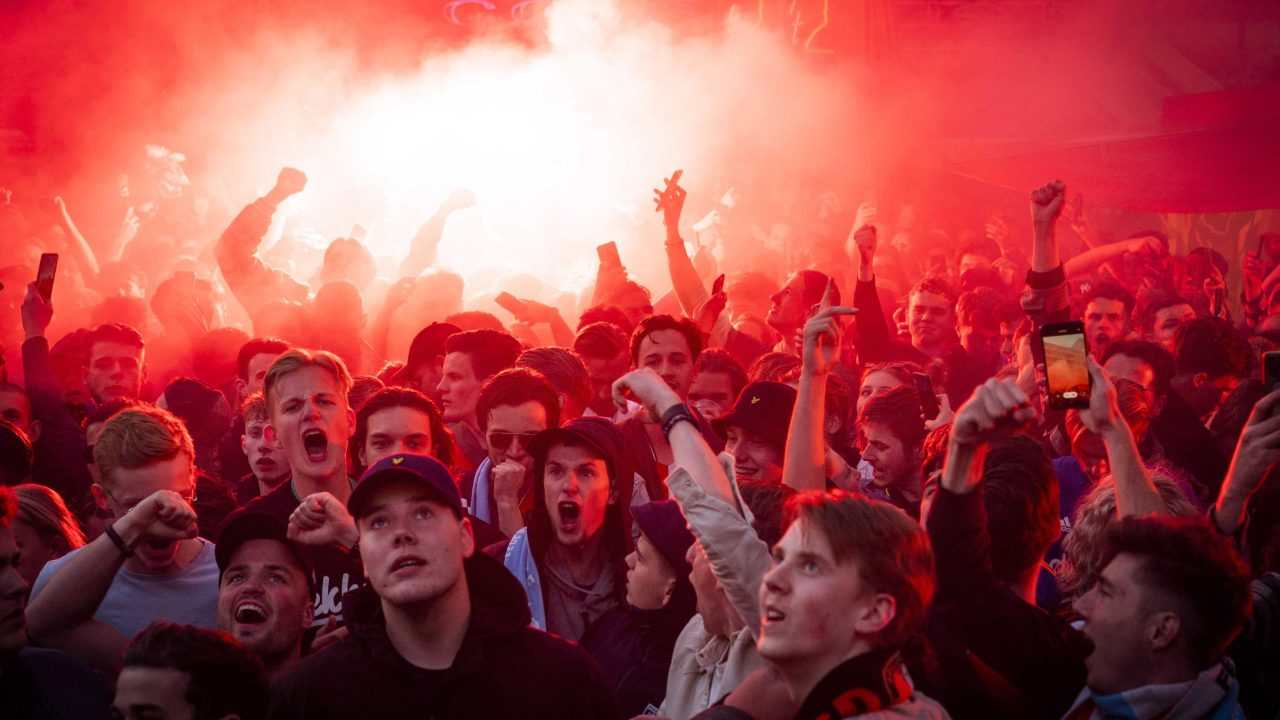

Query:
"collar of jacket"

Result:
[[342, 551, 534, 675], [793, 646, 914, 720]]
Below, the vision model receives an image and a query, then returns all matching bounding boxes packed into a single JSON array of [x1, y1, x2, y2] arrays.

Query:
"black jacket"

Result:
[[268, 551, 620, 720], [919, 487, 1091, 719], [579, 585, 697, 717]]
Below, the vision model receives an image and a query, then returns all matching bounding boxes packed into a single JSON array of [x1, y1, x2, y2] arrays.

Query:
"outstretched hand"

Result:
[[801, 279, 857, 376]]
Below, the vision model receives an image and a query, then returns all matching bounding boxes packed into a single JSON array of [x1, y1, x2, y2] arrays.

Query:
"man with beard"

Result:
[[234, 393, 289, 505], [26, 406, 218, 674], [246, 349, 362, 636], [486, 416, 632, 642], [216, 509, 313, 679], [269, 454, 617, 719]]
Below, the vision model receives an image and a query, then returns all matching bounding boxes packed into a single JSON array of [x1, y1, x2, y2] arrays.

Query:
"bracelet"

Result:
[[661, 404, 696, 439], [104, 524, 135, 558]]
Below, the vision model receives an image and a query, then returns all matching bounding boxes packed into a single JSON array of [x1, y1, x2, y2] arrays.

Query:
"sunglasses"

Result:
[[487, 431, 540, 452]]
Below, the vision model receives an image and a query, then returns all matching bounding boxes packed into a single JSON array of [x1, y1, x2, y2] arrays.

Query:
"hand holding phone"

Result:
[[36, 253, 58, 303], [914, 373, 940, 421], [1038, 321, 1091, 410]]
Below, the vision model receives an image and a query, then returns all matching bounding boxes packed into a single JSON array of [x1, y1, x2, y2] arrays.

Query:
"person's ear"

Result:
[[459, 516, 476, 558], [662, 575, 677, 605], [346, 408, 356, 437], [90, 483, 109, 510], [235, 378, 248, 401], [241, 434, 250, 458], [301, 591, 315, 627], [852, 592, 897, 638], [1148, 611, 1181, 652], [28, 419, 41, 444], [823, 412, 840, 437]]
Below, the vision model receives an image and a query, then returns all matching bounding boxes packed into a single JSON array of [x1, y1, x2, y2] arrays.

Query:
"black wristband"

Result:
[[104, 524, 135, 558], [661, 403, 695, 439], [1025, 264, 1066, 290]]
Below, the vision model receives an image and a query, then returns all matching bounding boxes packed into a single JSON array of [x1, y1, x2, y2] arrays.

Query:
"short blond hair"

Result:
[[240, 392, 269, 425], [93, 406, 195, 486], [263, 348, 352, 415]]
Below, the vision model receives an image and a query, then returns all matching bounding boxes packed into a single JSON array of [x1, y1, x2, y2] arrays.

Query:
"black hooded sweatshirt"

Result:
[[267, 552, 620, 720]]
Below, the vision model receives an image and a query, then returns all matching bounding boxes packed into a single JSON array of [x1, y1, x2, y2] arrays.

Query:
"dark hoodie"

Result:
[[580, 582, 697, 717], [268, 552, 619, 720], [484, 417, 633, 642]]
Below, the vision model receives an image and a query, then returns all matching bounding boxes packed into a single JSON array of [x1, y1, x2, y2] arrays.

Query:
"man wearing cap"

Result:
[[216, 509, 314, 679], [269, 454, 617, 719], [581, 499, 698, 717], [715, 381, 797, 485], [485, 416, 632, 642]]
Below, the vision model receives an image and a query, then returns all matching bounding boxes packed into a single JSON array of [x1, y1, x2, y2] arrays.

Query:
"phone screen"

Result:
[[1042, 323, 1090, 409], [1264, 351, 1280, 390], [913, 373, 940, 420], [36, 253, 58, 302]]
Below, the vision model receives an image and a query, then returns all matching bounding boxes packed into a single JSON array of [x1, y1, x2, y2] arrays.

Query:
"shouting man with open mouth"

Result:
[[486, 416, 632, 642]]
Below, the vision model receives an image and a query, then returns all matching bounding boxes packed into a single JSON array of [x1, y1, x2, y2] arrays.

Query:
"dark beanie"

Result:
[[631, 500, 695, 578]]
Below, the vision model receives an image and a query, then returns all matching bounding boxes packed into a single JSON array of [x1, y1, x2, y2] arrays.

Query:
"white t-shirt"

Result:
[[31, 539, 220, 639]]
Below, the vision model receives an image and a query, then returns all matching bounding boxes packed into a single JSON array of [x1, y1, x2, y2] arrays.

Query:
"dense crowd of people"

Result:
[[1, 163, 1278, 720]]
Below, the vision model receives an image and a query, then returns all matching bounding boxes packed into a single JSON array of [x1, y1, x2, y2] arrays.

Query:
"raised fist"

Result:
[[1030, 180, 1066, 226], [273, 167, 308, 198]]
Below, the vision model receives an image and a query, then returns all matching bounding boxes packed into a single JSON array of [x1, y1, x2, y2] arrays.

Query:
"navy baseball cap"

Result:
[[349, 453, 462, 520]]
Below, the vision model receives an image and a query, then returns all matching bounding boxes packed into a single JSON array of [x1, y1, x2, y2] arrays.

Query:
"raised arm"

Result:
[[655, 171, 709, 317], [783, 280, 856, 492], [1214, 389, 1280, 535], [216, 168, 310, 317], [27, 491, 197, 646], [851, 225, 894, 364], [1064, 235, 1163, 279], [51, 196, 101, 279], [613, 368, 732, 504], [1022, 180, 1071, 368], [1077, 359, 1166, 517], [401, 189, 474, 278]]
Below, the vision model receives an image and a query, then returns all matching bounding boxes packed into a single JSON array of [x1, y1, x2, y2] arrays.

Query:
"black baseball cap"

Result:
[[215, 509, 311, 585], [349, 453, 462, 520], [528, 416, 631, 488], [714, 381, 797, 453]]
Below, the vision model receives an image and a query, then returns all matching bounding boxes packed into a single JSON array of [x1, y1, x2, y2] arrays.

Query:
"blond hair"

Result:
[[15, 484, 86, 556], [93, 406, 195, 486], [263, 348, 352, 415], [240, 392, 269, 424]]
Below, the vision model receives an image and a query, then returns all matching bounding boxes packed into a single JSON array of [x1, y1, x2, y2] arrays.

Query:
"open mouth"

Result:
[[763, 605, 786, 624], [390, 556, 426, 574], [558, 501, 581, 531], [302, 429, 329, 463], [234, 600, 269, 625]]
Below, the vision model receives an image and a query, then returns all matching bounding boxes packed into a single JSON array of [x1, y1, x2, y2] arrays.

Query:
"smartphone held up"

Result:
[[36, 253, 58, 303], [1039, 321, 1091, 410]]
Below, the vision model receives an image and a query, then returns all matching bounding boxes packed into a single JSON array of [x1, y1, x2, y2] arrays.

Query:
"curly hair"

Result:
[[1058, 474, 1199, 600]]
